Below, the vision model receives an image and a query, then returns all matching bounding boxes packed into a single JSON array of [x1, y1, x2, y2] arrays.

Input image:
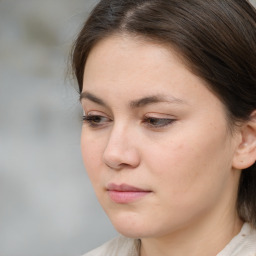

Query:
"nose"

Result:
[[102, 125, 140, 170]]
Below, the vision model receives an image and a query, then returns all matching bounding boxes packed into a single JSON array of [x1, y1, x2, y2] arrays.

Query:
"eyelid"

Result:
[[86, 110, 108, 116], [144, 112, 177, 119], [142, 113, 177, 129]]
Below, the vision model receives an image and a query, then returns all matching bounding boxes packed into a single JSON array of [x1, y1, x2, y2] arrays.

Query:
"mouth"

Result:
[[106, 183, 152, 204]]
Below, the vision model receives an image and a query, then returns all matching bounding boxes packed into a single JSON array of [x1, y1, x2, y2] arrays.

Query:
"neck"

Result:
[[140, 209, 243, 256]]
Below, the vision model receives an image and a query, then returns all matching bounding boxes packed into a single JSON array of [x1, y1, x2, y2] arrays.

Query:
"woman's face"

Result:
[[81, 35, 241, 238]]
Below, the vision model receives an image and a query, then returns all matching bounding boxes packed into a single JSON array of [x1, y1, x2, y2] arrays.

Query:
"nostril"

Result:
[[102, 146, 123, 170], [104, 160, 123, 170], [103, 144, 140, 170]]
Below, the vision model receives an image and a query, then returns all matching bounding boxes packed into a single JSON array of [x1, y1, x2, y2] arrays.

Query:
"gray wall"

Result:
[[0, 1, 117, 256], [0, 0, 255, 256]]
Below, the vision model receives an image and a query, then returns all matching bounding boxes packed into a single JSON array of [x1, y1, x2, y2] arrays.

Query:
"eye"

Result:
[[143, 117, 176, 128], [83, 114, 111, 128]]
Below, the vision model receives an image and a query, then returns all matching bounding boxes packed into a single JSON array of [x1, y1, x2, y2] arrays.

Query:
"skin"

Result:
[[80, 35, 244, 256]]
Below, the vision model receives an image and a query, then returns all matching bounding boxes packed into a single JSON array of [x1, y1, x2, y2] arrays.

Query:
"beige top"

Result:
[[83, 223, 256, 256]]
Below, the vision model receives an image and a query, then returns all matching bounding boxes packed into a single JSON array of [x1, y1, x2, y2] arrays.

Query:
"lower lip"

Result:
[[108, 191, 151, 204]]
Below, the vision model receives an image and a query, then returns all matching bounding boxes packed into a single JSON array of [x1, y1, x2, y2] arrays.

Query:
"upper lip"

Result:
[[107, 183, 151, 192]]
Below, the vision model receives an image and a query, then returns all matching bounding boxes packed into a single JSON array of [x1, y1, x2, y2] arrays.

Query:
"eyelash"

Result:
[[82, 115, 111, 128], [82, 115, 176, 129], [143, 117, 176, 128]]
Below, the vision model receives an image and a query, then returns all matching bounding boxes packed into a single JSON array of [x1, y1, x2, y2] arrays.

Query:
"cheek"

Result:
[[139, 131, 233, 230], [81, 131, 103, 183], [144, 141, 199, 190], [143, 125, 231, 196]]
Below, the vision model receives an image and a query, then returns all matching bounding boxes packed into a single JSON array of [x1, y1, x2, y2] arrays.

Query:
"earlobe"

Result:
[[232, 111, 256, 170]]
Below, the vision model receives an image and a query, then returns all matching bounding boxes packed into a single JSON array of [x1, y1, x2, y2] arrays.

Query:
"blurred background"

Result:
[[0, 0, 256, 256], [0, 0, 117, 256]]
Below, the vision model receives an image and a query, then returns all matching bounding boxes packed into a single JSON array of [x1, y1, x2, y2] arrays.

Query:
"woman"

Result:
[[72, 0, 256, 255]]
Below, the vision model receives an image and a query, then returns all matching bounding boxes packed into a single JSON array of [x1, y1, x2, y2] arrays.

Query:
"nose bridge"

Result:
[[108, 122, 127, 147], [103, 120, 139, 169]]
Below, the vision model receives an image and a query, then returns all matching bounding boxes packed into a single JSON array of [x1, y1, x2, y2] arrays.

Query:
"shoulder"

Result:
[[218, 223, 256, 256], [82, 236, 139, 256]]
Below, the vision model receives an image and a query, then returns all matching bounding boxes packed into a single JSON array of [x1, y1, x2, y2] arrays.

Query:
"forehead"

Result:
[[84, 36, 215, 105], [83, 35, 200, 94]]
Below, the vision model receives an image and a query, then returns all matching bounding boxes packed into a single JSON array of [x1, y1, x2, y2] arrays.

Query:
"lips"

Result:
[[106, 183, 151, 204]]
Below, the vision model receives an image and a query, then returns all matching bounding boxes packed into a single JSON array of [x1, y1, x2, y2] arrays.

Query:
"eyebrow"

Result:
[[80, 92, 107, 106], [129, 95, 186, 108], [80, 91, 186, 108]]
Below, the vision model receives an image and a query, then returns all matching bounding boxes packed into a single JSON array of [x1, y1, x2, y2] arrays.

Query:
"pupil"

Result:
[[94, 116, 101, 122], [150, 118, 157, 124]]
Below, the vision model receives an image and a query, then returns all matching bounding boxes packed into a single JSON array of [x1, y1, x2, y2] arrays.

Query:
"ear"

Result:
[[232, 111, 256, 170]]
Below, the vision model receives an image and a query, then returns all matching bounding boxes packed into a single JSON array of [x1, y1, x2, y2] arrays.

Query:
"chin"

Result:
[[106, 210, 149, 238], [108, 210, 167, 239], [114, 223, 147, 239]]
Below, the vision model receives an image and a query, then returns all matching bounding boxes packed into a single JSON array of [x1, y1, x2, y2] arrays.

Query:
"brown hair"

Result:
[[71, 0, 256, 226]]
